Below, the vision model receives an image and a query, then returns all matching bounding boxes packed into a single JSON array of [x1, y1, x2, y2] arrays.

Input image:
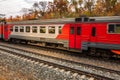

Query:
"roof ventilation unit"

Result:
[[75, 16, 89, 22]]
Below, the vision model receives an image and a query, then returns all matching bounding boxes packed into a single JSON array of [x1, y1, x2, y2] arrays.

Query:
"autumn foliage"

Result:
[[3, 0, 120, 22]]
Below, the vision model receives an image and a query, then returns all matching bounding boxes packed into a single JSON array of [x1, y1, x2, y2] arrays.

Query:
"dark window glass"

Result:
[[115, 24, 120, 33], [59, 26, 62, 34], [77, 27, 81, 35], [70, 27, 74, 34], [20, 26, 24, 32], [40, 26, 46, 33], [26, 26, 30, 32], [108, 24, 115, 33], [15, 26, 18, 32], [92, 27, 96, 36], [32, 26, 37, 33], [49, 26, 55, 34]]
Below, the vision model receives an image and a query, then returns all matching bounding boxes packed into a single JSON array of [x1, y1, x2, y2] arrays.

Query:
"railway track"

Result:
[[0, 42, 120, 80], [1, 41, 120, 70]]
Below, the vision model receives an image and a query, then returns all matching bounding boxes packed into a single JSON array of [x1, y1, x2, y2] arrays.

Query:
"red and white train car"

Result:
[[1, 16, 120, 57]]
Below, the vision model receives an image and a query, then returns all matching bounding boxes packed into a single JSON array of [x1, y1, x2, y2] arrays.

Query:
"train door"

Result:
[[90, 24, 97, 42], [69, 24, 82, 50]]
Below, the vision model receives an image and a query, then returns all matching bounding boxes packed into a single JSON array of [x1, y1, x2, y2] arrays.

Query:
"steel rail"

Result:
[[0, 44, 119, 80]]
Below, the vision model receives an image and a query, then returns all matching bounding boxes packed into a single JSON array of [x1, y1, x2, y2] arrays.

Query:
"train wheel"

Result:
[[89, 47, 96, 55], [25, 41, 28, 44], [88, 48, 112, 58], [16, 39, 20, 44], [98, 49, 111, 58], [10, 38, 16, 44]]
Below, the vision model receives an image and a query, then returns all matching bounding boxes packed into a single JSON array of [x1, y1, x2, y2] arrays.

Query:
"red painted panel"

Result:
[[96, 23, 108, 44], [0, 25, 2, 35], [81, 24, 91, 42], [3, 24, 11, 40], [95, 23, 120, 44], [52, 22, 120, 50], [3, 25, 8, 40], [0, 24, 3, 37], [56, 24, 69, 40], [90, 24, 97, 42]]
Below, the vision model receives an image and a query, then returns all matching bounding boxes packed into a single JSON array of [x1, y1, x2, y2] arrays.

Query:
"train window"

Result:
[[115, 24, 120, 33], [49, 26, 55, 34], [59, 26, 62, 34], [70, 27, 74, 34], [77, 27, 81, 35], [108, 24, 120, 34], [92, 27, 96, 36], [15, 26, 18, 32], [26, 26, 30, 32], [10, 27, 13, 32], [32, 26, 37, 33], [20, 26, 24, 32], [40, 26, 46, 33], [108, 24, 115, 33]]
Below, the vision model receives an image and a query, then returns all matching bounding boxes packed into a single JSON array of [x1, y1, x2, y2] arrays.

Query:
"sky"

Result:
[[0, 0, 53, 18]]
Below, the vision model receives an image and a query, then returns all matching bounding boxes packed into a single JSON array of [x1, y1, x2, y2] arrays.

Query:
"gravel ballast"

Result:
[[0, 51, 93, 80]]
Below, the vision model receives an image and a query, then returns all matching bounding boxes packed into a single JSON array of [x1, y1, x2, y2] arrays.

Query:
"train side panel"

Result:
[[0, 24, 3, 39], [95, 23, 120, 44], [56, 24, 70, 47], [83, 23, 120, 50], [3, 17, 120, 56], [56, 24, 70, 40], [69, 22, 120, 54], [3, 24, 11, 40], [8, 24, 69, 48]]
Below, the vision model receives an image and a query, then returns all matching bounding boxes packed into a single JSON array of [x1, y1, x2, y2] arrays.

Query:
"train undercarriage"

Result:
[[8, 38, 120, 59]]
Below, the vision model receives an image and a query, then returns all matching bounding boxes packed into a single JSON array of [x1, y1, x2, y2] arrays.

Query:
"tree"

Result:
[[84, 0, 95, 16], [33, 1, 47, 17], [93, 0, 106, 16], [16, 0, 120, 20], [105, 0, 117, 12], [69, 0, 83, 17], [114, 2, 120, 16], [53, 0, 69, 18], [93, 0, 118, 16]]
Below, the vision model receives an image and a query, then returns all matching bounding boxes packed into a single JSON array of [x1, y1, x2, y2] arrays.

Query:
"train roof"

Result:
[[8, 16, 120, 25]]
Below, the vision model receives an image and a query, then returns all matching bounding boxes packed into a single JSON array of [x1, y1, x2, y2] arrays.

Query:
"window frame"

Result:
[[77, 27, 81, 35], [32, 26, 37, 33], [91, 27, 96, 37], [20, 26, 24, 32], [48, 26, 55, 34], [15, 26, 18, 32], [40, 26, 46, 33], [58, 26, 62, 34], [115, 24, 120, 34], [10, 26, 13, 32], [26, 26, 30, 33], [70, 27, 74, 34], [107, 23, 120, 34]]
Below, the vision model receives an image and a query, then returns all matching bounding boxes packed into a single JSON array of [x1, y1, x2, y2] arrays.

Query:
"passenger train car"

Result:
[[0, 16, 120, 57]]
